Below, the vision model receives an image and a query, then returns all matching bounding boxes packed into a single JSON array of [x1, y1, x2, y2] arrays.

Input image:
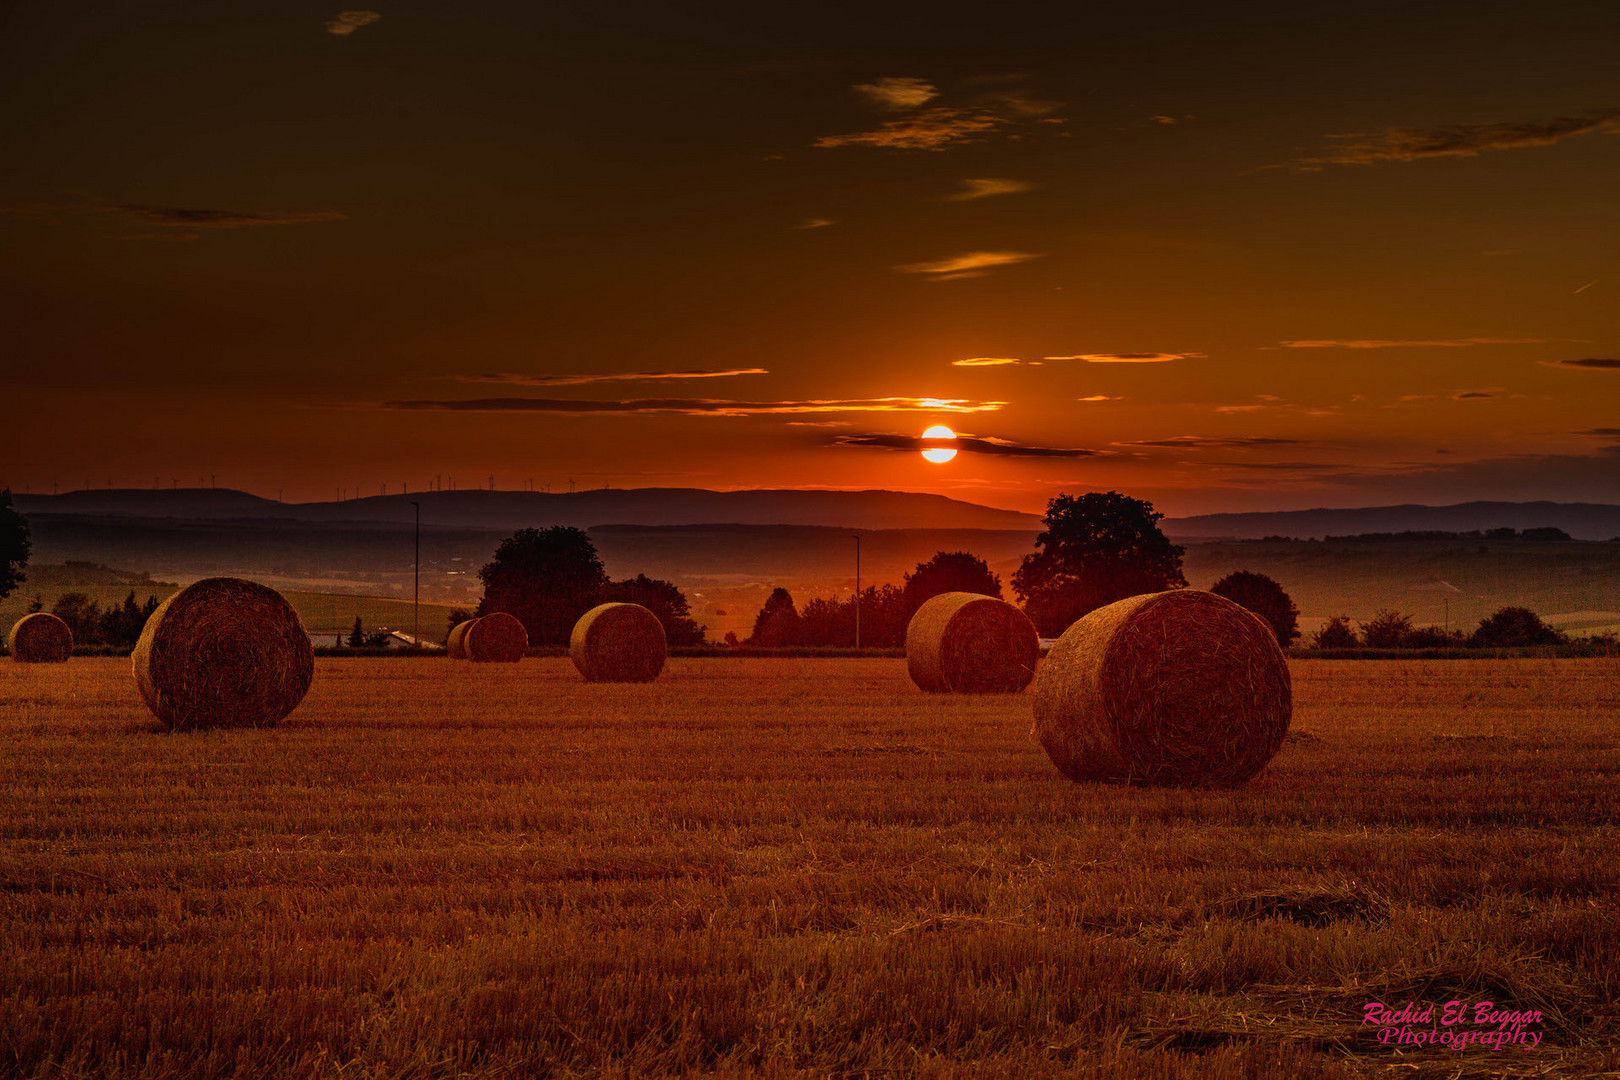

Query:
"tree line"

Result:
[[460, 527, 704, 647]]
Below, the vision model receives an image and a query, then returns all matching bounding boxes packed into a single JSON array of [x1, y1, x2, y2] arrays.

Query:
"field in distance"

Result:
[[2, 658, 1616, 1078], [0, 567, 460, 642]]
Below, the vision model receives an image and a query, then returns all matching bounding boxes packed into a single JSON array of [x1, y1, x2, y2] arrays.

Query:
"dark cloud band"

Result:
[[834, 433, 1100, 458]]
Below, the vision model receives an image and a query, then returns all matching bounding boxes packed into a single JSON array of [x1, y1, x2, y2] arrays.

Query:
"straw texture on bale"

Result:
[[8, 612, 73, 663], [906, 592, 1039, 694], [446, 618, 478, 659], [132, 577, 314, 730], [1033, 589, 1291, 788], [571, 603, 666, 683], [466, 611, 527, 663]]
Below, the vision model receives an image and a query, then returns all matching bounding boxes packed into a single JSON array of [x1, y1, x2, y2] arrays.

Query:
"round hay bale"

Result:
[[8, 612, 73, 663], [446, 618, 478, 659], [1032, 589, 1291, 788], [131, 577, 314, 730], [570, 603, 665, 683], [906, 592, 1039, 694], [466, 610, 527, 663]]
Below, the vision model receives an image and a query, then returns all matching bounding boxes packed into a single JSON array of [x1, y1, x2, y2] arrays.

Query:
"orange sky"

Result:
[[2, 1, 1616, 515]]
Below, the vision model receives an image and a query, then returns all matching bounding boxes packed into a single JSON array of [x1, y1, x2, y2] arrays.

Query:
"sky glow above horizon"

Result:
[[1, 1, 1616, 515]]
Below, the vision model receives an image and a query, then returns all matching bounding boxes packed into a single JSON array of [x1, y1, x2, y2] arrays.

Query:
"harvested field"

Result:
[[0, 657, 1616, 1079]]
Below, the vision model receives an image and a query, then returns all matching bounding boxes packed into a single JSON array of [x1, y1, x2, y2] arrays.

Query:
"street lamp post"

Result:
[[853, 534, 861, 649], [410, 500, 420, 650]]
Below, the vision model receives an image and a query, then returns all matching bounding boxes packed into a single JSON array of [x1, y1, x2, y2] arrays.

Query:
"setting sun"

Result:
[[921, 425, 958, 463]]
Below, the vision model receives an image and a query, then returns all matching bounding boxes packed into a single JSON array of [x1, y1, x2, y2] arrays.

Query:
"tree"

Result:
[[749, 587, 801, 646], [1311, 615, 1359, 649], [1210, 571, 1300, 645], [901, 551, 1002, 620], [101, 592, 159, 648], [1361, 609, 1415, 648], [51, 592, 103, 645], [477, 527, 609, 646], [604, 574, 705, 646], [1011, 491, 1186, 636], [0, 489, 29, 601], [798, 584, 908, 647], [445, 607, 475, 643], [347, 617, 369, 649], [1470, 606, 1565, 647]]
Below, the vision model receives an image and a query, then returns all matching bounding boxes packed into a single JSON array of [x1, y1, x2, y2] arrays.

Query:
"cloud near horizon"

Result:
[[853, 77, 939, 111], [1044, 352, 1203, 363], [1114, 435, 1307, 449], [326, 11, 381, 36], [110, 205, 348, 229], [1542, 357, 1620, 370], [952, 357, 1023, 367], [456, 368, 768, 387], [371, 396, 1006, 416], [947, 178, 1035, 201], [1276, 337, 1551, 349], [1293, 108, 1620, 168], [834, 432, 1101, 458], [896, 250, 1043, 280]]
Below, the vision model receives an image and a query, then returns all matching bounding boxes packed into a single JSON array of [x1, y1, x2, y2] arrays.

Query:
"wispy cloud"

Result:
[[815, 107, 1010, 151], [816, 81, 1063, 151], [110, 205, 347, 229], [326, 10, 381, 36], [853, 77, 939, 111], [896, 250, 1043, 281], [1114, 436, 1306, 449], [372, 396, 1006, 416], [1077, 395, 1122, 402], [1043, 352, 1202, 363], [951, 357, 1024, 367], [796, 218, 836, 229], [455, 368, 768, 387], [835, 432, 1101, 458], [1541, 357, 1620, 370], [1292, 109, 1620, 168], [1451, 390, 1500, 400], [946, 178, 1035, 201], [1276, 338, 1550, 349], [1150, 114, 1195, 125]]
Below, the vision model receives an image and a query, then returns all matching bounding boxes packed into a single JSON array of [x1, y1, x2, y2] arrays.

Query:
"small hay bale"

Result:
[[1032, 589, 1291, 788], [132, 577, 314, 730], [446, 618, 478, 659], [570, 603, 665, 683], [8, 612, 73, 663], [905, 592, 1039, 694], [466, 611, 527, 663]]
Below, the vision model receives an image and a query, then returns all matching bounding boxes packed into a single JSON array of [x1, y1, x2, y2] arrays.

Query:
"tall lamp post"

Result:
[[852, 534, 861, 649], [410, 500, 420, 651]]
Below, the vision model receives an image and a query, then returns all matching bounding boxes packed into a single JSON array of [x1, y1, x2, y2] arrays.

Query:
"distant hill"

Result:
[[13, 487, 1041, 531], [1164, 501, 1620, 542]]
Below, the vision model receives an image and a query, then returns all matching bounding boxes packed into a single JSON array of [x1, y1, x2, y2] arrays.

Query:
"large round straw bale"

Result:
[[570, 602, 666, 683], [906, 592, 1039, 693], [466, 610, 527, 663], [131, 577, 314, 730], [446, 618, 478, 659], [1032, 589, 1291, 788], [8, 612, 73, 663]]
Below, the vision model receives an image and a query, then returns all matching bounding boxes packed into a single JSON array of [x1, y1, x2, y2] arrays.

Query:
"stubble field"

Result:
[[2, 657, 1617, 1079]]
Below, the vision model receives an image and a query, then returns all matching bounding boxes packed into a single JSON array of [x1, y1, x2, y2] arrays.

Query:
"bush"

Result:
[[1209, 571, 1300, 645], [1470, 606, 1565, 647], [1311, 615, 1359, 649]]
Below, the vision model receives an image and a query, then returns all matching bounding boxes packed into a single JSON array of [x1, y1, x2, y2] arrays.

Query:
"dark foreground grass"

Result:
[[1, 657, 1617, 1079]]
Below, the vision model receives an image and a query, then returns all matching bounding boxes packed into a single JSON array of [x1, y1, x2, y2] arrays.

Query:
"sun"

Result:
[[921, 424, 957, 463]]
